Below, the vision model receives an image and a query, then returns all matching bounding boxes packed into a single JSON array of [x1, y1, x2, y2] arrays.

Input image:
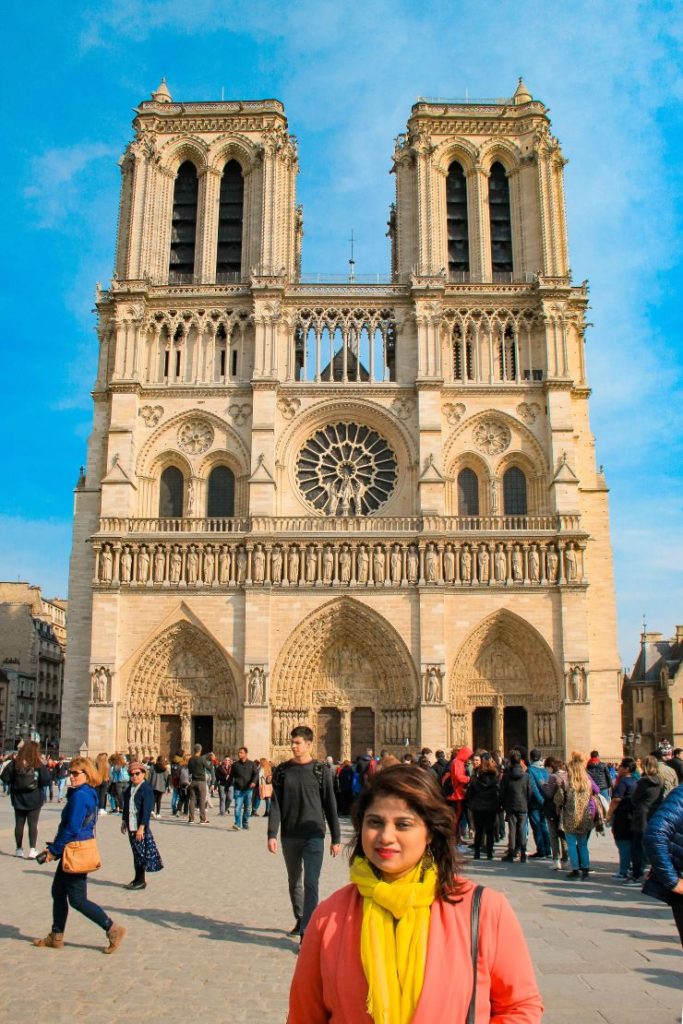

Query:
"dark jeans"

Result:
[[218, 786, 231, 815], [472, 811, 496, 857], [153, 791, 163, 815], [281, 835, 325, 936], [507, 811, 528, 855], [51, 862, 112, 934], [97, 782, 109, 811], [188, 781, 207, 822], [15, 807, 41, 849], [528, 805, 552, 856], [631, 831, 645, 878]]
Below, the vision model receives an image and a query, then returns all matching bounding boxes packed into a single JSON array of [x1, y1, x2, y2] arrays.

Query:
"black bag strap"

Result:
[[466, 885, 484, 1024]]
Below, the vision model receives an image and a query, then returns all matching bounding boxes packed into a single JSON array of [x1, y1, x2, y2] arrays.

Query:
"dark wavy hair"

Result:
[[348, 764, 465, 902]]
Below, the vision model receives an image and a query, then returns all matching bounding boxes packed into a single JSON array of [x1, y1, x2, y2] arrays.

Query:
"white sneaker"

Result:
[[15, 849, 23, 857], [28, 848, 38, 859], [98, 808, 107, 816], [553, 858, 561, 870]]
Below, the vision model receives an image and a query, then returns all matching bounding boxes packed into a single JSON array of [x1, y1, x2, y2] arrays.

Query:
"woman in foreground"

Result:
[[288, 764, 542, 1024]]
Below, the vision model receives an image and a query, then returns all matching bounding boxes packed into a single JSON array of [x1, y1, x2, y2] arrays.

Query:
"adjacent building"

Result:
[[622, 627, 683, 757], [61, 78, 622, 762]]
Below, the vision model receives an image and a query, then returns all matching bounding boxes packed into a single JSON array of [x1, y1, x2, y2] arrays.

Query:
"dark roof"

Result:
[[627, 635, 683, 685]]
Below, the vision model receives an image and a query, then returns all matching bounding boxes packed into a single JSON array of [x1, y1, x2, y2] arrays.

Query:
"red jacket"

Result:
[[449, 746, 473, 802]]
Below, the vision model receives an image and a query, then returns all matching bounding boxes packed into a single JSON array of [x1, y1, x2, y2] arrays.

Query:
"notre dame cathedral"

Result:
[[61, 78, 622, 763]]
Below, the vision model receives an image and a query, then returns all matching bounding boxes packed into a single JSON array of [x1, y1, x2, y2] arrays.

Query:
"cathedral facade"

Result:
[[61, 78, 622, 763]]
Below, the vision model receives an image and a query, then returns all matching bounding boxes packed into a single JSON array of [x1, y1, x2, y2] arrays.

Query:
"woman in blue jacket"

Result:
[[121, 761, 163, 890], [644, 784, 683, 946], [33, 757, 126, 953]]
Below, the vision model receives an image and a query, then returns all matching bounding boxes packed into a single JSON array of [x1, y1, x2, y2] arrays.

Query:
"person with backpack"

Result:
[[1, 740, 52, 858], [465, 753, 500, 859], [268, 725, 341, 941], [527, 749, 552, 858], [586, 751, 612, 801], [500, 751, 531, 863], [606, 756, 638, 881], [447, 745, 473, 852], [554, 750, 601, 880]]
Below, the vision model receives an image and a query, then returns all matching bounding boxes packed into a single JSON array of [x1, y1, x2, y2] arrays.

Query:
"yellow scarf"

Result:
[[350, 857, 438, 1024]]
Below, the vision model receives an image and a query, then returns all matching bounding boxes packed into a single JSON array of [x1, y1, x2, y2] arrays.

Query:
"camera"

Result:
[[35, 851, 48, 864]]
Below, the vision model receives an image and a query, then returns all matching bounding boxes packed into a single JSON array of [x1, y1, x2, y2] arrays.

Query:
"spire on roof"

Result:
[[513, 77, 532, 105], [152, 78, 172, 104]]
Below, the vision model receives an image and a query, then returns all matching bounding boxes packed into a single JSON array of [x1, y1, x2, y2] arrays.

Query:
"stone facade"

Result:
[[622, 627, 683, 757], [62, 79, 622, 762]]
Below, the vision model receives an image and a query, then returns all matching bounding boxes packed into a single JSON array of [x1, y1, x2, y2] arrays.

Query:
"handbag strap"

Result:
[[466, 885, 484, 1024]]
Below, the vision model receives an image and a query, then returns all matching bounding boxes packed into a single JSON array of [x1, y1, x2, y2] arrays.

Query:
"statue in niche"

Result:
[[478, 546, 490, 583], [569, 665, 585, 702], [512, 546, 523, 582], [461, 547, 472, 582], [306, 546, 317, 583], [443, 545, 455, 583], [236, 546, 247, 584], [322, 545, 334, 584], [100, 546, 113, 583], [288, 546, 300, 584], [248, 667, 265, 705], [271, 546, 283, 583], [425, 544, 438, 583], [494, 546, 507, 581], [565, 544, 577, 581], [253, 545, 265, 583], [490, 479, 499, 514], [547, 546, 558, 581], [203, 546, 215, 584], [218, 546, 230, 584], [120, 546, 132, 583], [339, 546, 351, 584], [92, 667, 108, 703], [529, 545, 540, 582], [407, 546, 419, 584], [373, 545, 386, 583], [154, 547, 166, 583], [137, 546, 150, 583], [357, 546, 369, 584], [391, 545, 402, 584], [425, 666, 442, 703], [170, 547, 182, 584], [187, 479, 195, 516], [186, 546, 198, 584]]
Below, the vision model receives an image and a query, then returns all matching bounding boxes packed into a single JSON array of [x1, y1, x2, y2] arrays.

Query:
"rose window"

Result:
[[296, 422, 398, 515], [472, 419, 511, 456], [177, 418, 214, 455]]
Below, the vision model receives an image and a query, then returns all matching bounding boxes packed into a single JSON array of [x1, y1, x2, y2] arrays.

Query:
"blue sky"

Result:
[[1, 0, 681, 666]]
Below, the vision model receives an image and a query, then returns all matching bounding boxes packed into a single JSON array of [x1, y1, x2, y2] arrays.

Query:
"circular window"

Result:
[[296, 422, 398, 515]]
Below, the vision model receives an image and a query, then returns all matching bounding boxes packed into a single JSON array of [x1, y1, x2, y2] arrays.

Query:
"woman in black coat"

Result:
[[121, 761, 163, 890], [630, 755, 663, 882], [465, 755, 500, 859], [0, 741, 52, 858]]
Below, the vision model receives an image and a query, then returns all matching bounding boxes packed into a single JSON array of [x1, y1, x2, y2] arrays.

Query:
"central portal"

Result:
[[472, 707, 494, 751], [192, 715, 214, 753], [351, 707, 375, 759], [316, 707, 341, 760]]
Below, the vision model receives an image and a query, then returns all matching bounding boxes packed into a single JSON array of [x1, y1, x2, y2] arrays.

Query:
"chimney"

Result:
[[675, 625, 683, 644]]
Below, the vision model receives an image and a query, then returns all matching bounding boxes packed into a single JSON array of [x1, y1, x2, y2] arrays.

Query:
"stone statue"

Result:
[[425, 666, 441, 703], [443, 545, 455, 583], [407, 546, 419, 584], [339, 547, 351, 583], [203, 546, 215, 584], [425, 544, 438, 583], [512, 546, 523, 582], [391, 545, 402, 584], [288, 546, 300, 584], [494, 546, 507, 582], [170, 547, 182, 584], [569, 665, 584, 702], [137, 546, 150, 583], [547, 546, 558, 581], [249, 667, 265, 704], [477, 546, 489, 583], [236, 546, 247, 584], [92, 667, 108, 703], [186, 546, 198, 584], [187, 479, 195, 516], [529, 545, 540, 582], [100, 546, 113, 583], [565, 544, 577, 581], [253, 545, 265, 583], [271, 546, 283, 583], [120, 547, 132, 583], [154, 547, 166, 583], [218, 546, 230, 584], [357, 546, 369, 584], [461, 547, 472, 582], [490, 479, 498, 514], [322, 545, 334, 584], [373, 545, 386, 583], [306, 546, 317, 583]]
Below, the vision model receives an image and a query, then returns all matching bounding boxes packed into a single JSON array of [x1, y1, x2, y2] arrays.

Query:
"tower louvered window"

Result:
[[216, 160, 244, 280], [207, 466, 235, 517], [503, 467, 527, 515], [458, 468, 479, 516], [169, 161, 198, 283], [446, 161, 469, 274], [489, 162, 513, 274]]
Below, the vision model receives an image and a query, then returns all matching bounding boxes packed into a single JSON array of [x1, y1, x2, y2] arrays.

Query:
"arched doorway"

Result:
[[449, 611, 562, 755], [271, 598, 420, 761], [126, 621, 239, 759]]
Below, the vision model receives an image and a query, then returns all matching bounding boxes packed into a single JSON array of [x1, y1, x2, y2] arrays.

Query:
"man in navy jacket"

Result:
[[644, 785, 683, 945]]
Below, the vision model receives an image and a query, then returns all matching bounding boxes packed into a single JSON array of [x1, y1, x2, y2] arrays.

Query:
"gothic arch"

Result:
[[433, 139, 479, 177], [443, 407, 548, 480], [478, 140, 522, 175], [159, 136, 210, 175], [271, 597, 420, 711], [209, 135, 259, 175], [137, 409, 250, 479]]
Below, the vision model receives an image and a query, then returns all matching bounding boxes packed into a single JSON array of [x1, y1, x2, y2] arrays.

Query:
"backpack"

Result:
[[13, 768, 38, 793], [273, 759, 326, 804], [442, 771, 454, 798], [179, 766, 190, 787]]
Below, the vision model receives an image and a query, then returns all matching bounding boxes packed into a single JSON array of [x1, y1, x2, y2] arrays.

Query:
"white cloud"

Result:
[[23, 142, 119, 229]]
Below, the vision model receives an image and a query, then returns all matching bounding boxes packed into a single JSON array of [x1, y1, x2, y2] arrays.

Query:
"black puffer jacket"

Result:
[[500, 765, 530, 814], [631, 774, 663, 833], [466, 769, 500, 814]]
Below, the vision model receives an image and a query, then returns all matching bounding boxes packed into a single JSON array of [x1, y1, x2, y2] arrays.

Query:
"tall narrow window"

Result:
[[458, 468, 479, 516], [216, 160, 244, 281], [503, 467, 527, 515], [207, 466, 235, 517], [446, 161, 469, 275], [169, 161, 198, 283], [489, 162, 513, 274], [159, 467, 184, 517]]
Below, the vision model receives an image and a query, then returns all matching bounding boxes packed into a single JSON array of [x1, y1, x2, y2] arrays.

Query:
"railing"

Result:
[[448, 272, 536, 284], [415, 95, 513, 106], [299, 273, 394, 285], [98, 517, 250, 535]]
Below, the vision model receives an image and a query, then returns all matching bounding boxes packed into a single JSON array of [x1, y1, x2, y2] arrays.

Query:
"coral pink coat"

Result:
[[289, 879, 543, 1024]]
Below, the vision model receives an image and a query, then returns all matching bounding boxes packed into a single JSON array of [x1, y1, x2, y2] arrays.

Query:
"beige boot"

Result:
[[103, 922, 127, 954], [32, 932, 64, 949]]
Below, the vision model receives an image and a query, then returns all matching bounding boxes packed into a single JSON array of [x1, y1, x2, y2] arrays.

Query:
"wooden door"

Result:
[[472, 707, 493, 751], [316, 707, 341, 761], [159, 715, 181, 759], [192, 715, 214, 754], [503, 706, 528, 754], [351, 707, 375, 759]]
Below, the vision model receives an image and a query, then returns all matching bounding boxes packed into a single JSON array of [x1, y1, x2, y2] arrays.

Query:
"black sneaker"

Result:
[[580, 868, 590, 880], [566, 869, 580, 879], [288, 919, 302, 936]]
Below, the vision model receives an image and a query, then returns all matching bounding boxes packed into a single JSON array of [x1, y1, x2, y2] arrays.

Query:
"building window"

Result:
[[169, 161, 198, 283], [216, 160, 244, 281], [207, 466, 235, 517], [503, 467, 527, 515], [489, 162, 513, 274], [159, 467, 184, 517], [446, 161, 469, 274], [457, 468, 479, 516]]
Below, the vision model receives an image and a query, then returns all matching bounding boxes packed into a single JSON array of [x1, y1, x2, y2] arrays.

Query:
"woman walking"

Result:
[[554, 751, 600, 880], [466, 753, 500, 860], [94, 753, 110, 816], [542, 757, 569, 870], [1, 741, 52, 858], [33, 756, 126, 953], [629, 755, 663, 884], [256, 757, 273, 817], [288, 764, 542, 1023], [121, 761, 164, 890], [149, 756, 170, 818], [606, 757, 638, 881]]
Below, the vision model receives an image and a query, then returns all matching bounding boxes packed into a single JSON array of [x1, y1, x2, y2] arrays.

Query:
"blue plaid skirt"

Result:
[[128, 829, 164, 872]]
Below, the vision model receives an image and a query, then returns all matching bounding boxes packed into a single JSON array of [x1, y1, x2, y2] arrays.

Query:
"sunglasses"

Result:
[[130, 771, 144, 776], [69, 770, 84, 777]]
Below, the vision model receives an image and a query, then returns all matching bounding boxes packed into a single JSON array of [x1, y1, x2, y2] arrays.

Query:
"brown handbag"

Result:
[[61, 837, 102, 874]]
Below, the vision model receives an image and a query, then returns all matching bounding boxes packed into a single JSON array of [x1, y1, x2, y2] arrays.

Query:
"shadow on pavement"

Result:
[[103, 904, 297, 951]]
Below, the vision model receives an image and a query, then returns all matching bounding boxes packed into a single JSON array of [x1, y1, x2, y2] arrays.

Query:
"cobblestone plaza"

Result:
[[0, 798, 679, 1023]]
